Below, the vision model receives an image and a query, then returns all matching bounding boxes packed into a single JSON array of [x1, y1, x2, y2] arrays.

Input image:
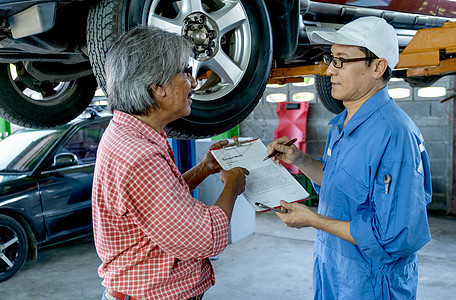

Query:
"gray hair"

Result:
[[105, 26, 193, 116]]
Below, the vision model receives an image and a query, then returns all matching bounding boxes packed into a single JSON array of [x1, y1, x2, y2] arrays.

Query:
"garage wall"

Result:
[[239, 75, 454, 213]]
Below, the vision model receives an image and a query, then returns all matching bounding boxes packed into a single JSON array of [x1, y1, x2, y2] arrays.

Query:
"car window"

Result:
[[57, 121, 108, 163], [0, 129, 64, 172]]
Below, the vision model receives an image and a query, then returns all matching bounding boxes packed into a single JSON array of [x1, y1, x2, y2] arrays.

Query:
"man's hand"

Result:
[[267, 136, 324, 186], [215, 167, 249, 220], [200, 140, 229, 175], [276, 200, 357, 244], [220, 167, 249, 196], [276, 200, 318, 229], [266, 136, 303, 166]]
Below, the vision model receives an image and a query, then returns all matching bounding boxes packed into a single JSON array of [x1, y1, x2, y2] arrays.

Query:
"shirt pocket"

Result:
[[332, 166, 369, 219]]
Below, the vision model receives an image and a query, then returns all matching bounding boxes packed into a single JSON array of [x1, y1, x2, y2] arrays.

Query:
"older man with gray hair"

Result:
[[92, 26, 248, 300]]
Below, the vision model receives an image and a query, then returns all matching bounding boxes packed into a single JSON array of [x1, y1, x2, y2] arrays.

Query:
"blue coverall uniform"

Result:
[[313, 87, 432, 299]]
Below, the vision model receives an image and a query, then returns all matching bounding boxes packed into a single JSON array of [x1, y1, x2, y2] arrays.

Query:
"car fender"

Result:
[[0, 208, 39, 261], [0, 178, 46, 245]]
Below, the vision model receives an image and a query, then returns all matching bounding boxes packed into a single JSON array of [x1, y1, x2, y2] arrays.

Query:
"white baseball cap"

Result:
[[310, 17, 399, 68]]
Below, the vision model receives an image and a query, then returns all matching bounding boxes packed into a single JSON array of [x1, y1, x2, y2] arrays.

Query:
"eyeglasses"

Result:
[[323, 54, 377, 68], [181, 66, 193, 77]]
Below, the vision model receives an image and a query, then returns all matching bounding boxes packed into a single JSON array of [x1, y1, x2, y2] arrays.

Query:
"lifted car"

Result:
[[0, 0, 454, 138]]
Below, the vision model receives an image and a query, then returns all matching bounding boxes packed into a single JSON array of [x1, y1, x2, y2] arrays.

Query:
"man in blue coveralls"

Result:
[[267, 17, 432, 299]]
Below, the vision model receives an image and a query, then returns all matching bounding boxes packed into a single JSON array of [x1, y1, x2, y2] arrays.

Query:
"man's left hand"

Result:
[[276, 200, 318, 229], [201, 140, 229, 174]]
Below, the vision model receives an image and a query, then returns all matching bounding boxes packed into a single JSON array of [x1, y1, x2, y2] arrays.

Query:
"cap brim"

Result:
[[310, 31, 363, 47]]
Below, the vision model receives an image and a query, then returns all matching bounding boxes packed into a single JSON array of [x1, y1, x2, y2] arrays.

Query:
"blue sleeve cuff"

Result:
[[350, 212, 396, 264]]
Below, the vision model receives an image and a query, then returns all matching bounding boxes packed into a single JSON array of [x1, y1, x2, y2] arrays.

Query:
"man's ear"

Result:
[[150, 84, 166, 98], [372, 58, 388, 79]]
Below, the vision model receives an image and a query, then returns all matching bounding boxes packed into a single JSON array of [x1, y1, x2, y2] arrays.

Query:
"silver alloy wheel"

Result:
[[0, 229, 18, 270], [0, 215, 28, 282], [8, 63, 74, 105], [146, 0, 252, 101]]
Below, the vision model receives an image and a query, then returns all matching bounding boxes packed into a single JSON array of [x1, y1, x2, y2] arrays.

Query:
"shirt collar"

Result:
[[328, 86, 391, 135], [112, 110, 168, 149]]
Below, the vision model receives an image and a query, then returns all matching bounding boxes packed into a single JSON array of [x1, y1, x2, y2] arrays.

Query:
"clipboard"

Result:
[[210, 138, 309, 213], [211, 136, 257, 150]]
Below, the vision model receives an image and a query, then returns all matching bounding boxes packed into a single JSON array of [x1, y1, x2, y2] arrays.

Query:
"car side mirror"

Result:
[[51, 153, 78, 169]]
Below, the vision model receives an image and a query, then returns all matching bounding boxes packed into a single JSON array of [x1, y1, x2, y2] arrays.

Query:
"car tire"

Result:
[[315, 75, 345, 115], [87, 0, 273, 139], [0, 215, 28, 282], [0, 63, 98, 129], [404, 75, 442, 88]]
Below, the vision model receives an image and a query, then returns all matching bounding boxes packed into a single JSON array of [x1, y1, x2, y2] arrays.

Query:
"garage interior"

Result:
[[1, 74, 456, 299], [1, 1, 456, 297]]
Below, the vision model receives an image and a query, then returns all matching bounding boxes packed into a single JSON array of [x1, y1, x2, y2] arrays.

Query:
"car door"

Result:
[[38, 120, 108, 241]]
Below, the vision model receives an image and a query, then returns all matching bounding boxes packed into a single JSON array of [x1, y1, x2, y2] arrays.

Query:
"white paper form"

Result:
[[210, 139, 309, 212]]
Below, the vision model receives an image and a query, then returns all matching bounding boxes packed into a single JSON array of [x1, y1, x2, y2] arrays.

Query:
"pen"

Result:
[[255, 202, 286, 213], [263, 138, 297, 161]]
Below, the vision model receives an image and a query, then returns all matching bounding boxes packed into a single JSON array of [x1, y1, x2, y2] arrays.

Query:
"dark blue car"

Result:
[[0, 113, 110, 281]]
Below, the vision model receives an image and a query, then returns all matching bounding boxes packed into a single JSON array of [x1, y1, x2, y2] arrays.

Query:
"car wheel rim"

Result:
[[7, 63, 78, 106], [0, 224, 20, 274], [146, 0, 252, 101]]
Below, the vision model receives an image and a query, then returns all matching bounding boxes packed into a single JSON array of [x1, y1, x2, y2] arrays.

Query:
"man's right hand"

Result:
[[267, 136, 303, 166], [220, 167, 249, 196], [267, 136, 324, 186], [215, 167, 249, 220]]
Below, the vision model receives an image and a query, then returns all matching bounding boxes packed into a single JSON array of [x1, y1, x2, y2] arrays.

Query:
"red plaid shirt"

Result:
[[92, 111, 229, 299]]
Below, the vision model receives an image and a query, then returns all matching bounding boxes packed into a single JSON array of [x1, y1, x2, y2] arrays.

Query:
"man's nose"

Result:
[[326, 64, 336, 76], [190, 75, 197, 88]]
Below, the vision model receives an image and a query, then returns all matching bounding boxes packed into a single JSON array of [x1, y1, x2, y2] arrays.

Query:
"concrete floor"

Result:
[[1, 211, 455, 299]]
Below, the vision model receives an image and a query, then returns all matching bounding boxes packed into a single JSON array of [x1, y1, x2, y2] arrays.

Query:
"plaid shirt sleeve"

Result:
[[122, 153, 229, 260]]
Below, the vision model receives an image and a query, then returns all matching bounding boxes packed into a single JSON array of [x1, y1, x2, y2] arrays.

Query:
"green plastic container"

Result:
[[0, 118, 11, 139], [211, 125, 239, 140]]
